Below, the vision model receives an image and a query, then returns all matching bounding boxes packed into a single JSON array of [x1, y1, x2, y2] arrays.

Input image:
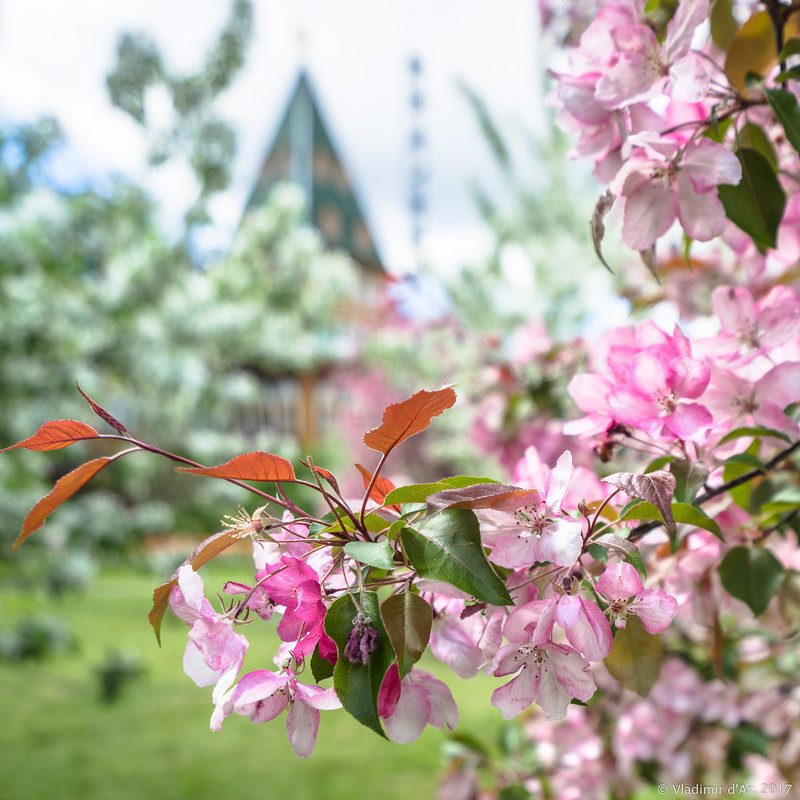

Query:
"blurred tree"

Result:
[[0, 0, 372, 565], [106, 0, 253, 233]]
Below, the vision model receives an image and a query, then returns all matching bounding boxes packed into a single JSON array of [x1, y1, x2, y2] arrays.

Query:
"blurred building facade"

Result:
[[238, 70, 391, 445]]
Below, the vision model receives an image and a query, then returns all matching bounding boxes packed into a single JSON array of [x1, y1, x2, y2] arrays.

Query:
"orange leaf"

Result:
[[363, 386, 456, 455], [355, 463, 401, 513], [14, 457, 114, 550], [2, 420, 99, 452], [175, 451, 296, 482], [148, 529, 242, 644]]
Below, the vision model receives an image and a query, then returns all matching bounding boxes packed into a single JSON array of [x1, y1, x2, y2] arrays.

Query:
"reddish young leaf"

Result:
[[363, 385, 456, 455], [426, 483, 535, 514], [13, 457, 114, 550], [148, 529, 244, 644], [355, 463, 401, 513], [304, 461, 340, 493], [2, 420, 99, 453], [175, 451, 296, 482], [603, 469, 676, 534], [77, 383, 132, 436]]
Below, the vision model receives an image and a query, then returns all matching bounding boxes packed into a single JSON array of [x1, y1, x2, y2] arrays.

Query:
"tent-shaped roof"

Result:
[[244, 72, 384, 274]]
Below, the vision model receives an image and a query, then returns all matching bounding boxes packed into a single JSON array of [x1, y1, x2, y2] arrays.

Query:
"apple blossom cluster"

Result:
[[567, 283, 800, 457], [548, 0, 800, 270], [162, 442, 681, 757], [4, 385, 688, 760], [449, 276, 800, 792]]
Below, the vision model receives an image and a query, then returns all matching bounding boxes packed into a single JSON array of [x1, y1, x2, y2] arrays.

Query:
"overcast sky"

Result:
[[0, 0, 547, 276]]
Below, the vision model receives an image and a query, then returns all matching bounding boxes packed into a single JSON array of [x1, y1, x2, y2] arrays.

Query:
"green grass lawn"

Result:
[[0, 562, 509, 800]]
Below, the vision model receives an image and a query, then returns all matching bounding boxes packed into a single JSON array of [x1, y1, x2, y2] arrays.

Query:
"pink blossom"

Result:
[[222, 669, 341, 758], [257, 555, 333, 658], [251, 511, 313, 566], [513, 445, 607, 510], [223, 578, 274, 621], [378, 664, 460, 743], [595, 562, 678, 633], [611, 135, 741, 250], [491, 639, 596, 721], [703, 285, 800, 366], [169, 565, 249, 688], [606, 347, 713, 442], [595, 0, 710, 107], [427, 593, 509, 677], [480, 451, 584, 569], [703, 361, 800, 440], [505, 594, 613, 662], [566, 321, 701, 438]]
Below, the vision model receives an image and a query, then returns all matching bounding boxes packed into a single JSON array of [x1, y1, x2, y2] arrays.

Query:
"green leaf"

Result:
[[774, 65, 800, 83], [310, 643, 335, 682], [592, 534, 647, 577], [670, 458, 709, 504], [448, 731, 493, 760], [705, 107, 733, 143], [317, 512, 389, 536], [780, 37, 800, 60], [324, 591, 395, 738], [765, 88, 800, 154], [719, 546, 786, 616], [618, 501, 722, 539], [343, 540, 396, 570], [441, 475, 500, 488], [736, 123, 778, 168], [765, 487, 800, 505], [402, 510, 513, 606], [723, 439, 761, 510], [718, 147, 786, 250], [717, 425, 792, 445], [380, 590, 433, 678], [604, 615, 663, 696], [644, 455, 675, 473], [308, 509, 341, 537], [724, 11, 800, 93], [723, 453, 766, 470], [672, 503, 723, 540], [498, 786, 530, 800], [384, 482, 448, 504]]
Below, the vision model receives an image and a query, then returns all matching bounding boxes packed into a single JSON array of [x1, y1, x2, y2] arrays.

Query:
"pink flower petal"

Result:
[[636, 590, 678, 633], [676, 175, 727, 242], [667, 356, 710, 400], [545, 450, 574, 510], [621, 175, 679, 251], [491, 664, 540, 720], [596, 562, 644, 599], [535, 518, 584, 567], [667, 52, 710, 102], [286, 697, 320, 758], [663, 0, 709, 62], [665, 401, 713, 442]]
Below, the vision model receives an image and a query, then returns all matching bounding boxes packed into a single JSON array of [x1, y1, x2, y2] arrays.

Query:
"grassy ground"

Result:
[[0, 561, 509, 800]]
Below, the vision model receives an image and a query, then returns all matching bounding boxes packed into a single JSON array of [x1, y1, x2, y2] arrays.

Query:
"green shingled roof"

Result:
[[245, 72, 385, 274]]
